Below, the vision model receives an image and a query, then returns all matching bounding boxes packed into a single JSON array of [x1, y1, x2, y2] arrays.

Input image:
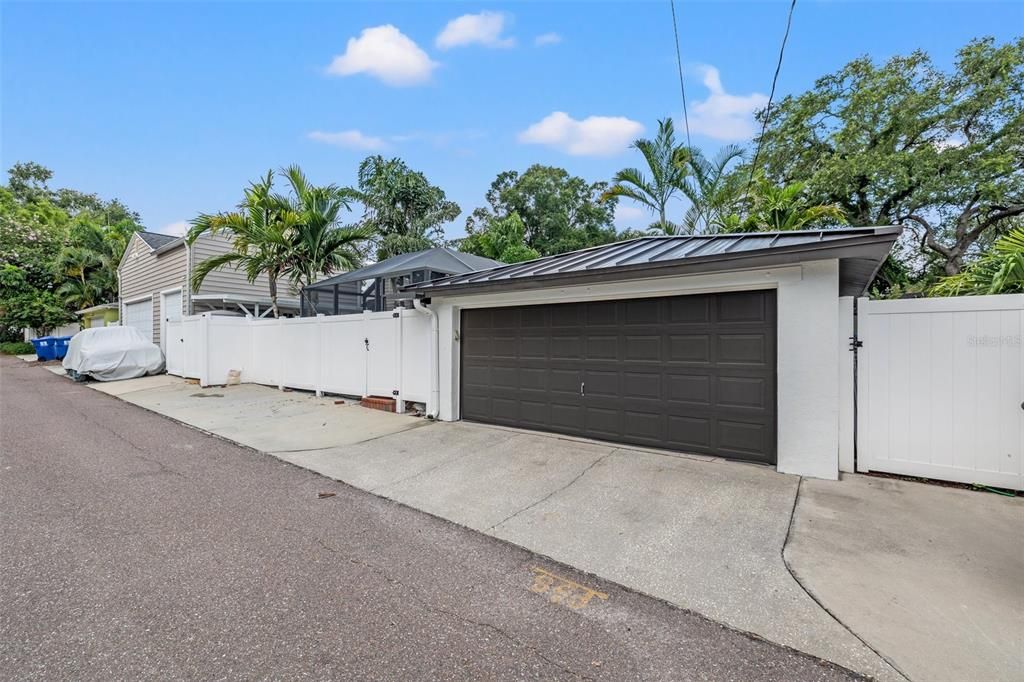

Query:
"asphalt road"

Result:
[[0, 356, 857, 681]]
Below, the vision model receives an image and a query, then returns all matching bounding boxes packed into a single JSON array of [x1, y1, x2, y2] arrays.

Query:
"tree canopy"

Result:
[[0, 163, 143, 338], [464, 165, 619, 258], [752, 36, 1024, 278], [355, 155, 460, 261]]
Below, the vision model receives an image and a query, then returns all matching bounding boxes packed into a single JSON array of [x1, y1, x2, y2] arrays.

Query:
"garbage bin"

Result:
[[51, 335, 73, 360], [30, 336, 55, 361]]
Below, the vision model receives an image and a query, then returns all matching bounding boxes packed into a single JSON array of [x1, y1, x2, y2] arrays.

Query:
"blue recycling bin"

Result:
[[30, 336, 56, 361], [51, 335, 73, 360]]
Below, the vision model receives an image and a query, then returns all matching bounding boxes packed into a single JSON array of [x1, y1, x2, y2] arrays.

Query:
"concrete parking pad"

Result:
[[105, 380, 426, 453], [486, 445, 898, 680], [787, 474, 1024, 682]]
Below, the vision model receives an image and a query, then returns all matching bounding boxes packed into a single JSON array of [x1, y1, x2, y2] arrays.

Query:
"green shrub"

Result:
[[0, 341, 35, 355]]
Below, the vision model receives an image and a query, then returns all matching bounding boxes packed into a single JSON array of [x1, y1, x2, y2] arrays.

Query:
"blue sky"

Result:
[[2, 1, 1021, 238]]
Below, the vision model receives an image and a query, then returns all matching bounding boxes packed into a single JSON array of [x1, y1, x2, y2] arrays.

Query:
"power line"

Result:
[[669, 0, 692, 150], [746, 0, 797, 195]]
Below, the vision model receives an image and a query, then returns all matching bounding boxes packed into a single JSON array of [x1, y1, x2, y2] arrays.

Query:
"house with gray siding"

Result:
[[117, 231, 299, 351]]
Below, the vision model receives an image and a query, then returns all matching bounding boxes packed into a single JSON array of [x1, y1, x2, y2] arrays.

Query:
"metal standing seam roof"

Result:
[[305, 247, 504, 290], [405, 226, 903, 298]]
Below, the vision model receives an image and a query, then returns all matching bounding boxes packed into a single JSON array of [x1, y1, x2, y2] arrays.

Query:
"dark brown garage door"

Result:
[[459, 291, 777, 464]]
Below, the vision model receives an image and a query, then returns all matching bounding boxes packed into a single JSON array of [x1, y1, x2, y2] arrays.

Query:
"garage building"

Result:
[[407, 227, 900, 480]]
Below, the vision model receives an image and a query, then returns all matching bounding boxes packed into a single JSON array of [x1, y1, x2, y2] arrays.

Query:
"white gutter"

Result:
[[412, 298, 440, 419]]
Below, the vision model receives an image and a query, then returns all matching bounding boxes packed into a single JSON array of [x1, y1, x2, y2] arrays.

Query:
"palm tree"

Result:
[[931, 226, 1024, 296], [56, 275, 102, 310], [277, 165, 372, 312], [186, 171, 294, 318], [677, 145, 747, 234], [601, 119, 686, 233], [728, 179, 847, 232]]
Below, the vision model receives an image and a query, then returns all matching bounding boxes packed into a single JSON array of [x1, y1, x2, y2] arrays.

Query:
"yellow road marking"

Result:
[[529, 567, 609, 610]]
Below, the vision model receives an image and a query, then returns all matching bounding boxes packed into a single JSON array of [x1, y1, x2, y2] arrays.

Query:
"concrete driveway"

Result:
[[82, 373, 1022, 681]]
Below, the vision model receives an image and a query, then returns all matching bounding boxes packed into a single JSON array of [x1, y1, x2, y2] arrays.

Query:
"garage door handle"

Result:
[[580, 382, 585, 397]]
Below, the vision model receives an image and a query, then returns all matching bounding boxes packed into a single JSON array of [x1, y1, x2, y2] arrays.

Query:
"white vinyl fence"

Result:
[[165, 309, 432, 410], [857, 294, 1023, 490]]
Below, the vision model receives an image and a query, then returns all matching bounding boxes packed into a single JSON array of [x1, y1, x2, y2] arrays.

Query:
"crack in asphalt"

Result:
[[58, 390, 189, 479], [484, 450, 618, 533], [310, 536, 596, 681]]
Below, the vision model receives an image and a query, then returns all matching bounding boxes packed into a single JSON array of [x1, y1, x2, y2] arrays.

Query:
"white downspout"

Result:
[[413, 297, 440, 419]]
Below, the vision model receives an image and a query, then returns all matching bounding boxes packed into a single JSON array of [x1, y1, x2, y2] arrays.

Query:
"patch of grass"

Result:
[[0, 341, 36, 355]]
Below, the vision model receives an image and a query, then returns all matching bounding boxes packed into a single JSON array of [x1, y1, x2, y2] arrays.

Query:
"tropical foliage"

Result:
[[0, 163, 141, 339], [753, 36, 1024, 279], [724, 179, 847, 233], [464, 165, 618, 258], [931, 226, 1024, 295], [354, 155, 460, 261], [187, 166, 370, 318], [601, 118, 686, 233]]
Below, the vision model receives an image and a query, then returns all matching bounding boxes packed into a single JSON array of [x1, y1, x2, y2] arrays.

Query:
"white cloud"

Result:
[[308, 130, 388, 151], [614, 204, 646, 224], [534, 32, 562, 46], [687, 65, 768, 141], [326, 25, 437, 86], [518, 111, 643, 157], [160, 220, 189, 237], [436, 11, 515, 50]]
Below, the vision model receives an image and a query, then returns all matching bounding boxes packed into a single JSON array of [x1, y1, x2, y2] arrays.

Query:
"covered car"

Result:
[[62, 326, 165, 381]]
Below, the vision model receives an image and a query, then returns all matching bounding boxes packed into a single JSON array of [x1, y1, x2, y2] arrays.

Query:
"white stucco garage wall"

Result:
[[428, 259, 842, 480]]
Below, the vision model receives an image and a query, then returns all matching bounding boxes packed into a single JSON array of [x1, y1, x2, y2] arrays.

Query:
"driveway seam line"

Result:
[[484, 449, 619, 533], [782, 477, 912, 682]]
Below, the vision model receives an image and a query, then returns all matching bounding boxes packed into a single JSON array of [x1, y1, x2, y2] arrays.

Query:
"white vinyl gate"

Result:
[[857, 294, 1023, 490]]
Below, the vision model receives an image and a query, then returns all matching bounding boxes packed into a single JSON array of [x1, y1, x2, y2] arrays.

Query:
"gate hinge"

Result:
[[392, 311, 400, 318], [392, 390, 399, 396], [849, 335, 863, 350]]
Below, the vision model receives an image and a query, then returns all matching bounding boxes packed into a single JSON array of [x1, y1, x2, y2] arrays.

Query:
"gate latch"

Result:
[[848, 335, 863, 351], [364, 337, 370, 351]]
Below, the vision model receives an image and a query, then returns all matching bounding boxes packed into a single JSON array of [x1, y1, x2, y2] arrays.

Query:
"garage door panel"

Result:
[[584, 407, 621, 436], [623, 411, 664, 440], [668, 334, 711, 363], [550, 303, 583, 326], [460, 290, 776, 464], [666, 373, 712, 405], [625, 298, 660, 324], [550, 336, 583, 359], [718, 333, 769, 365], [491, 366, 519, 390], [124, 298, 154, 342], [520, 401, 550, 425], [549, 404, 584, 430], [622, 372, 661, 398], [624, 335, 660, 361], [718, 420, 772, 460], [585, 300, 619, 325], [717, 376, 769, 409], [718, 292, 769, 322], [586, 335, 619, 360], [667, 415, 712, 449], [582, 369, 618, 396], [669, 296, 711, 324]]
